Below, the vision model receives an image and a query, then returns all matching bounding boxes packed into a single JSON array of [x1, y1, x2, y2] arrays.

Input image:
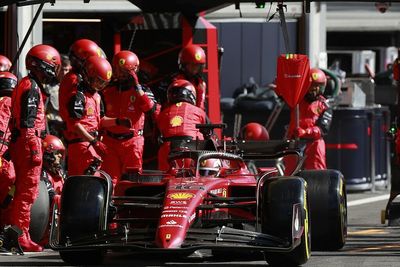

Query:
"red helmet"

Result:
[[42, 135, 65, 172], [310, 68, 327, 87], [240, 122, 270, 141], [82, 56, 112, 91], [0, 72, 17, 93], [167, 79, 196, 105], [178, 44, 206, 66], [43, 134, 65, 154], [25, 44, 61, 84], [0, 55, 12, 72], [112, 50, 139, 80], [69, 39, 103, 70]]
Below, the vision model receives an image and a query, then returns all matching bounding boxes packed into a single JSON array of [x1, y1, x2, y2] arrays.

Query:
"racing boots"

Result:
[[19, 232, 43, 252]]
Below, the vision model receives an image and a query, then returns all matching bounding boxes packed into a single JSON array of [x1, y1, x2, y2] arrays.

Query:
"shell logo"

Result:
[[195, 52, 203, 61], [119, 59, 126, 66], [170, 116, 183, 127], [168, 192, 195, 200], [87, 106, 94, 115]]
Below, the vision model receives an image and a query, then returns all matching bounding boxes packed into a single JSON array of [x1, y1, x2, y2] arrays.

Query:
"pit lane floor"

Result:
[[1, 187, 399, 267]]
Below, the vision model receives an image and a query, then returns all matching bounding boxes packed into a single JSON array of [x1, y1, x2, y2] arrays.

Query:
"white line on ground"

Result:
[[347, 194, 390, 207]]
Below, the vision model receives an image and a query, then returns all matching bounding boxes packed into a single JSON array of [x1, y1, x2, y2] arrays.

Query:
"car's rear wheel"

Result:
[[298, 169, 347, 250], [58, 176, 109, 265], [261, 176, 311, 266]]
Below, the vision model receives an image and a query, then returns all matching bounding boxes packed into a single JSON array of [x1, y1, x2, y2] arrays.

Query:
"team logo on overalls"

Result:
[[170, 116, 183, 127], [87, 106, 94, 115]]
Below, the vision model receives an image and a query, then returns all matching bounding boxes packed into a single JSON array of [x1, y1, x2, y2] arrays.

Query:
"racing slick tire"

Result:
[[29, 180, 50, 243], [58, 176, 109, 265], [261, 176, 311, 266], [297, 169, 347, 251]]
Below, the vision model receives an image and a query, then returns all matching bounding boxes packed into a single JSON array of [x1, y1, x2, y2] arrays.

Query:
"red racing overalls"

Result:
[[101, 83, 155, 185], [156, 102, 206, 171], [59, 70, 81, 141], [65, 85, 103, 175], [287, 95, 329, 171], [8, 76, 46, 251], [0, 96, 15, 227]]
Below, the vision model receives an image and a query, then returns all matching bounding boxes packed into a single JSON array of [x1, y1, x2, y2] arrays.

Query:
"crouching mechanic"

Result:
[[0, 72, 17, 227], [8, 44, 61, 252], [64, 56, 112, 175], [39, 134, 65, 246], [157, 79, 206, 171], [101, 51, 155, 185], [287, 68, 332, 170]]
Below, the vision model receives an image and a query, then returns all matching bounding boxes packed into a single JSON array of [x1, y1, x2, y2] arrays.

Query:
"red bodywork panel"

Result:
[[114, 168, 256, 248]]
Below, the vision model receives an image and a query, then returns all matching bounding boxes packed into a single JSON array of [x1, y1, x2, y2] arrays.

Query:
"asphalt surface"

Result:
[[0, 186, 398, 267]]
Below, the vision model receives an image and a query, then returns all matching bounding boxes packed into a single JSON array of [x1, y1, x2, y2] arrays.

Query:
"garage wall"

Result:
[[212, 21, 298, 98]]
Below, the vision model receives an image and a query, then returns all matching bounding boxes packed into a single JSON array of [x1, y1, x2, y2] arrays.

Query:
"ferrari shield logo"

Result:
[[165, 234, 171, 240], [176, 102, 182, 107], [130, 95, 136, 102], [312, 72, 319, 81], [195, 52, 202, 61], [107, 71, 112, 80], [168, 192, 195, 200], [170, 116, 183, 127], [119, 58, 126, 66]]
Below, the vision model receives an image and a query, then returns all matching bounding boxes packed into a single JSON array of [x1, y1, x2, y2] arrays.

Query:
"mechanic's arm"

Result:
[[99, 116, 131, 129], [73, 122, 95, 142]]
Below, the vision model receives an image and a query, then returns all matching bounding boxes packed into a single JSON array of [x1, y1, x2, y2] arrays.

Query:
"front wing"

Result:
[[50, 203, 304, 253]]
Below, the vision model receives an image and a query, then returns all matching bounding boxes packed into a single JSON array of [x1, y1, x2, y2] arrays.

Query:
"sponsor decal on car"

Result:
[[170, 200, 188, 205], [164, 206, 188, 210], [162, 210, 188, 214], [161, 214, 188, 218], [167, 192, 195, 200]]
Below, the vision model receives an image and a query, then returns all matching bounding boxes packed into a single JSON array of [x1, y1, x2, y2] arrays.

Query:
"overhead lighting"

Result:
[[42, 18, 101, 22]]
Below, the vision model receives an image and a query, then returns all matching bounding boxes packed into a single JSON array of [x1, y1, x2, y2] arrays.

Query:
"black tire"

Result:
[[298, 169, 347, 251], [58, 176, 108, 265], [29, 180, 50, 243], [261, 177, 311, 266]]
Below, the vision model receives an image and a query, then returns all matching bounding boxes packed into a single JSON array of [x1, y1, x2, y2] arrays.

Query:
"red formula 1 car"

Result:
[[50, 136, 346, 266]]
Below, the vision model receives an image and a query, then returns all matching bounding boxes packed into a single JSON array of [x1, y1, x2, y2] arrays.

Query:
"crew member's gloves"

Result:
[[294, 126, 321, 139], [90, 138, 108, 158], [129, 70, 143, 92], [116, 117, 132, 128], [294, 127, 306, 138], [28, 137, 42, 166]]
